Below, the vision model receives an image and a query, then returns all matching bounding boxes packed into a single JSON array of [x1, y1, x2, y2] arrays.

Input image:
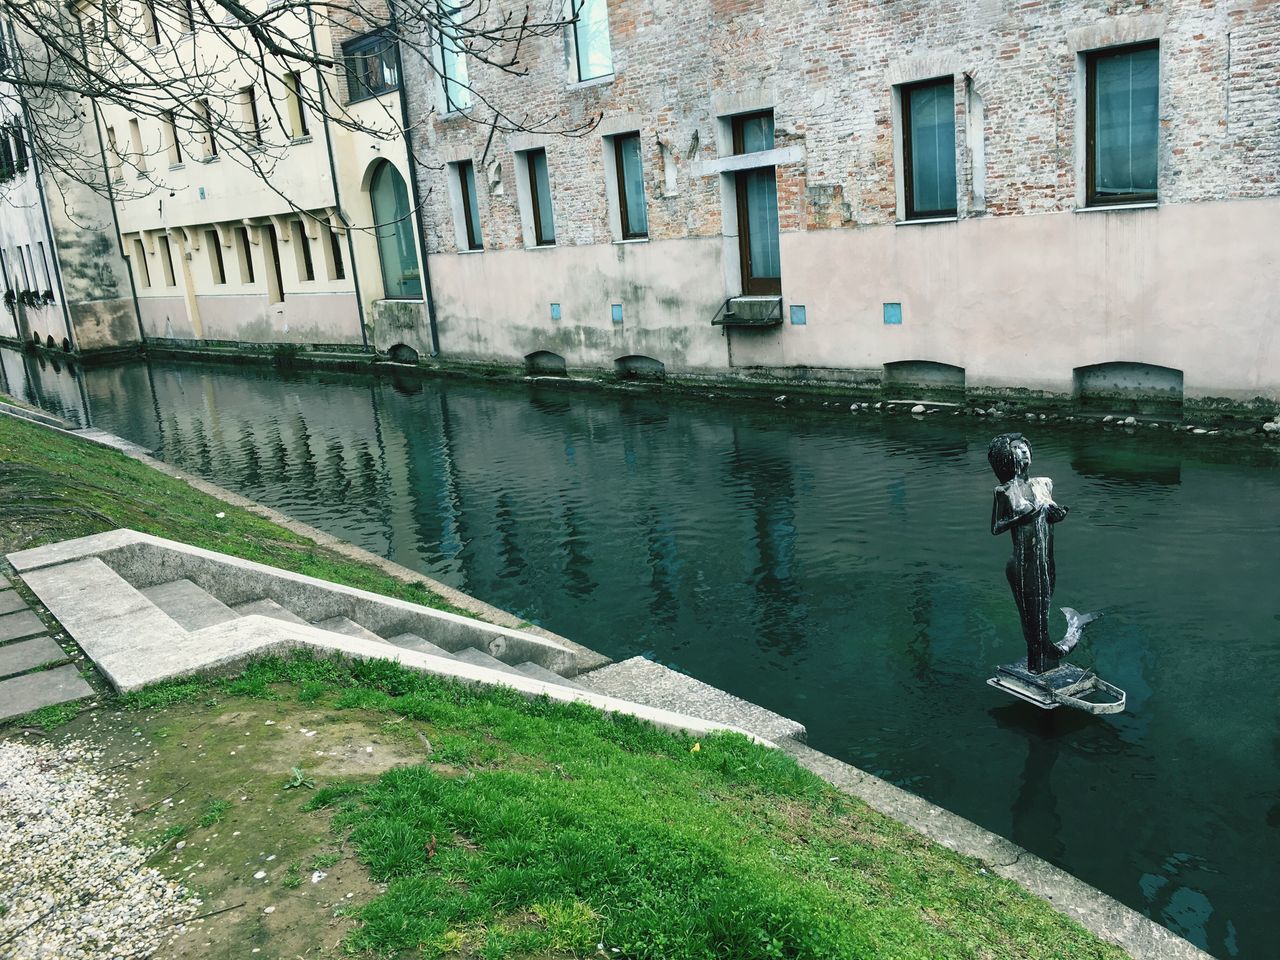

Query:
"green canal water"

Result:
[[4, 347, 1278, 958]]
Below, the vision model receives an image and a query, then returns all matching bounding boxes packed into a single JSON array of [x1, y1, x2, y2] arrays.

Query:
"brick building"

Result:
[[392, 0, 1280, 402]]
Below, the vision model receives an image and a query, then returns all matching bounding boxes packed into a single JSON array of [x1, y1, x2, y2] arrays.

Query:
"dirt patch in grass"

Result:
[[46, 697, 430, 960]]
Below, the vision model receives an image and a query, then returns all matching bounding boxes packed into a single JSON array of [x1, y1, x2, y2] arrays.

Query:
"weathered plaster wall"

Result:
[[401, 0, 1280, 398]]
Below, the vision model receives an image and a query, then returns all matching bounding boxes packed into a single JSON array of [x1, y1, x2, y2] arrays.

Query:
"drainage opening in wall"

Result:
[[62, 338, 72, 353], [45, 335, 56, 350], [614, 355, 666, 381], [525, 350, 568, 377], [388, 343, 420, 365], [1073, 361, 1184, 417], [882, 360, 966, 401]]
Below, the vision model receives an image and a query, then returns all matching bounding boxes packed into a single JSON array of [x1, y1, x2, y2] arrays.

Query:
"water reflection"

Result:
[[4, 346, 1280, 960]]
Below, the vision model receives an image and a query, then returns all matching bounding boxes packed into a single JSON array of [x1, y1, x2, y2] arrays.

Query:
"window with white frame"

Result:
[[571, 0, 612, 82], [439, 3, 471, 112]]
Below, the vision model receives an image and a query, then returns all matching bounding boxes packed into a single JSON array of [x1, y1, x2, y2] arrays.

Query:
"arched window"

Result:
[[369, 161, 422, 299]]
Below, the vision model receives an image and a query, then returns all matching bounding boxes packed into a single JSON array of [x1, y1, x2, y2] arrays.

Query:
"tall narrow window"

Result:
[[1087, 42, 1159, 206], [141, 0, 159, 44], [524, 148, 555, 246], [369, 160, 422, 298], [732, 111, 779, 295], [291, 219, 315, 280], [327, 227, 346, 280], [131, 238, 151, 287], [239, 86, 262, 144], [197, 100, 217, 158], [105, 126, 123, 178], [572, 0, 612, 82], [263, 225, 285, 303], [19, 247, 32, 288], [158, 234, 177, 287], [11, 121, 26, 174], [36, 241, 50, 288], [0, 134, 14, 182], [901, 77, 957, 219], [163, 111, 182, 165], [177, 0, 194, 33], [456, 160, 483, 250], [613, 132, 648, 239], [283, 72, 309, 138], [439, 4, 470, 111], [207, 230, 226, 284], [128, 117, 146, 172], [235, 226, 255, 283]]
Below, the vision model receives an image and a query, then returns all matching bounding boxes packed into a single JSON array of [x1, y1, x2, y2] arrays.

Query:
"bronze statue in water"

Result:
[[988, 433, 1097, 674]]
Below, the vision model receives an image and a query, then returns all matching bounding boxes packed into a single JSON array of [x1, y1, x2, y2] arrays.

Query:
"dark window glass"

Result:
[[901, 77, 957, 219], [457, 160, 483, 250], [12, 121, 27, 173], [615, 132, 648, 239], [158, 235, 177, 287], [1087, 42, 1159, 206], [573, 0, 613, 82], [207, 230, 226, 284], [525, 149, 555, 246], [370, 160, 423, 298], [329, 228, 346, 280], [731, 112, 780, 295], [343, 31, 400, 102]]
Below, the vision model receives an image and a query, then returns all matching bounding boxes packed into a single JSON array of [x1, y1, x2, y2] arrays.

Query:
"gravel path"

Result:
[[0, 738, 196, 959]]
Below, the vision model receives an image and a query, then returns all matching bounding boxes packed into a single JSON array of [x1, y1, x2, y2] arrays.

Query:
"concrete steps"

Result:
[[141, 579, 239, 631], [135, 578, 585, 689]]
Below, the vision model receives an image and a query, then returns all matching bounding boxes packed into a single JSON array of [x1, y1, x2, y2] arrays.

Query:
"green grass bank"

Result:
[[0, 408, 1129, 958]]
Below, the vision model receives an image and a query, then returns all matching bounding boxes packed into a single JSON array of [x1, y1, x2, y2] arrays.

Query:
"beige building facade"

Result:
[[395, 0, 1280, 403]]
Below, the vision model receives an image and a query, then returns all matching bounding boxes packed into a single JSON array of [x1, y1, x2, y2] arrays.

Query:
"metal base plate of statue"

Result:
[[985, 434, 1128, 716], [987, 659, 1126, 715]]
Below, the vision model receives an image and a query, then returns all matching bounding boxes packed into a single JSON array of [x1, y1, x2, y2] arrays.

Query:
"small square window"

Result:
[[883, 302, 903, 325], [550, 302, 561, 321], [1086, 42, 1159, 206], [611, 303, 623, 323], [789, 305, 806, 325]]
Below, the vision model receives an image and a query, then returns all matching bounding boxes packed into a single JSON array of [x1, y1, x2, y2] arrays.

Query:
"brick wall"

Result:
[[399, 0, 1278, 255]]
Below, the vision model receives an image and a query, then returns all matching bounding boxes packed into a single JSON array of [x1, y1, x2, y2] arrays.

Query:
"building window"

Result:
[[11, 120, 27, 174], [369, 160, 422, 298], [131, 238, 151, 287], [523, 148, 556, 246], [283, 71, 308, 139], [901, 77, 956, 219], [455, 160, 483, 250], [343, 31, 399, 102], [105, 125, 123, 178], [327, 226, 346, 280], [197, 100, 217, 158], [291, 219, 315, 281], [732, 111, 779, 295], [263, 225, 285, 303], [612, 132, 648, 239], [234, 226, 255, 283], [239, 86, 261, 144], [158, 234, 177, 287], [0, 131, 14, 182], [163, 111, 182, 165], [440, 4, 470, 112], [36, 241, 51, 289], [207, 230, 226, 284], [572, 0, 613, 82], [141, 0, 159, 44], [177, 0, 194, 33], [128, 117, 145, 172], [1086, 42, 1159, 206]]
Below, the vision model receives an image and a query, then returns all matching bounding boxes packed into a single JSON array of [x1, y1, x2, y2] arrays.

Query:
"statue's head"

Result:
[[988, 433, 1032, 482]]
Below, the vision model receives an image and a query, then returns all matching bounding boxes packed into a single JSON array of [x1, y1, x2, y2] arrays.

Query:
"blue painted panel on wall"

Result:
[[550, 303, 561, 321], [883, 302, 903, 325], [790, 305, 807, 325], [611, 303, 624, 324]]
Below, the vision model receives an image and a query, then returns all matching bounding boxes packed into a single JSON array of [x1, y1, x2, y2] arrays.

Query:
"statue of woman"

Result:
[[988, 433, 1093, 674]]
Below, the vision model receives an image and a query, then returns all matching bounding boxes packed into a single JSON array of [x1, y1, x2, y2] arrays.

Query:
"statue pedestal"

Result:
[[988, 658, 1126, 715]]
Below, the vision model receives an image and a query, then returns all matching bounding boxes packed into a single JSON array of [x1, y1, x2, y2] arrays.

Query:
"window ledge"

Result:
[[290, 135, 313, 145], [457, 248, 484, 255], [347, 88, 400, 106], [525, 243, 558, 251], [440, 109, 472, 122], [200, 155, 220, 164], [567, 73, 615, 91], [612, 237, 650, 245], [895, 215, 958, 226], [1075, 201, 1159, 214], [168, 162, 185, 171]]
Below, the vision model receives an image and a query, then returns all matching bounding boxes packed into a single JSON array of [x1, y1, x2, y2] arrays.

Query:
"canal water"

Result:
[[4, 346, 1278, 959]]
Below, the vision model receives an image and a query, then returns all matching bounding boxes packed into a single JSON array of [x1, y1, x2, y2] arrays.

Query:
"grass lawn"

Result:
[[0, 407, 1130, 958], [0, 409, 468, 615]]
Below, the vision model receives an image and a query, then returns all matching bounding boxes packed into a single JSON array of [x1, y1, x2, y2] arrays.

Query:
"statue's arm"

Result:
[[991, 489, 1038, 536]]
